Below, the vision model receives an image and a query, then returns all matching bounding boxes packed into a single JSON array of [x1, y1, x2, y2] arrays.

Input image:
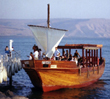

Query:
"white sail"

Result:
[[28, 25, 67, 58]]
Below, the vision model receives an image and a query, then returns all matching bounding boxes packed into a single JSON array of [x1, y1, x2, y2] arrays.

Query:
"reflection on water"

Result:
[[0, 79, 109, 99], [27, 80, 108, 99]]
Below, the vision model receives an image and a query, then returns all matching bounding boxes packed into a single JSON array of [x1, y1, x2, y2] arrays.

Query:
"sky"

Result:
[[0, 0, 110, 19]]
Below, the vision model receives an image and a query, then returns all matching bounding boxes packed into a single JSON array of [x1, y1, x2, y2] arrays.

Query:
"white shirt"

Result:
[[29, 56, 32, 60], [54, 50, 60, 57], [33, 51, 38, 59]]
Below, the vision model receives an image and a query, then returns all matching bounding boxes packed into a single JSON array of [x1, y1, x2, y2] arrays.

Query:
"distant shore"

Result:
[[0, 19, 110, 38]]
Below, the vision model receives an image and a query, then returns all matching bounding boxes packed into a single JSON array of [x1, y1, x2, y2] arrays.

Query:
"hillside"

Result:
[[0, 19, 110, 38]]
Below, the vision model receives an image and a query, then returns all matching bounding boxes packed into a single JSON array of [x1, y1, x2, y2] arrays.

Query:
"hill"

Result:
[[0, 19, 110, 38]]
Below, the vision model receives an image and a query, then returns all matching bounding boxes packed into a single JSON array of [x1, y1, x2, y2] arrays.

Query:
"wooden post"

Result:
[[89, 49, 90, 66], [94, 50, 96, 66], [82, 49, 84, 67], [97, 49, 98, 66], [69, 48, 71, 55], [91, 50, 93, 66], [100, 48, 102, 60], [86, 49, 87, 67], [93, 66, 95, 74], [62, 49, 64, 56], [47, 4, 50, 28], [92, 50, 94, 74]]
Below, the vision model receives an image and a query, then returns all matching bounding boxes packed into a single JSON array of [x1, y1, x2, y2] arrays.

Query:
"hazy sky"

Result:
[[0, 0, 110, 19]]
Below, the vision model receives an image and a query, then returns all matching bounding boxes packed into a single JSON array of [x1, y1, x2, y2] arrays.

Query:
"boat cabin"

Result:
[[58, 44, 103, 68]]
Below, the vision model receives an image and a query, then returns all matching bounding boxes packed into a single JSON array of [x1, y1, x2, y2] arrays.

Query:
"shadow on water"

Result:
[[26, 79, 109, 99]]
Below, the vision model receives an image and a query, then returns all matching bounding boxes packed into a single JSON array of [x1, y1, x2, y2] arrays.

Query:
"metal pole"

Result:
[[47, 4, 50, 28]]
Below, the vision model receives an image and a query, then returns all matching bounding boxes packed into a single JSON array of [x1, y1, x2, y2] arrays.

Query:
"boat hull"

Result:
[[23, 60, 105, 92]]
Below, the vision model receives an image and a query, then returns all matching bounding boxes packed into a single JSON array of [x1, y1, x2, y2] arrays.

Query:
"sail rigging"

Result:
[[28, 25, 67, 58]]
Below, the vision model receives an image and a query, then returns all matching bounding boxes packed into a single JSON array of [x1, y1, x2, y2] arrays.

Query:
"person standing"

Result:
[[54, 47, 60, 60], [74, 50, 80, 59], [33, 45, 39, 60], [5, 46, 10, 56]]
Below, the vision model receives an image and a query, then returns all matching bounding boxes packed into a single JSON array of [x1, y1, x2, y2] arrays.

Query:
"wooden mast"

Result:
[[47, 4, 50, 28]]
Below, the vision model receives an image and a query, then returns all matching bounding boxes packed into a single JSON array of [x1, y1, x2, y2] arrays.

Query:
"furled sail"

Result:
[[28, 25, 67, 58]]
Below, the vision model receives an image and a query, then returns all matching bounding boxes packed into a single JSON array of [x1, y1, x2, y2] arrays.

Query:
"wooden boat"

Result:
[[21, 4, 105, 92]]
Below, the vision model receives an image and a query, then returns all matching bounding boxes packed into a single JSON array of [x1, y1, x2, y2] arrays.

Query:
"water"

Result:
[[0, 36, 110, 99]]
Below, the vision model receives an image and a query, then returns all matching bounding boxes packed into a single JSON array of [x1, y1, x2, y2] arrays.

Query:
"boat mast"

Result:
[[47, 4, 50, 28]]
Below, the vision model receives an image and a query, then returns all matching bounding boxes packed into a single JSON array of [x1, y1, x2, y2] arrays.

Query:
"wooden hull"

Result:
[[22, 60, 105, 92]]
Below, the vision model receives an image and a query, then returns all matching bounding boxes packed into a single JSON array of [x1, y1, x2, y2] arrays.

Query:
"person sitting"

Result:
[[54, 47, 60, 60], [68, 54, 72, 61], [71, 56, 78, 65], [27, 52, 34, 60], [62, 51, 66, 58], [61, 56, 65, 61]]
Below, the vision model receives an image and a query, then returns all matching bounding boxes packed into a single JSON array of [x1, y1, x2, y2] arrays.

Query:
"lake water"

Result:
[[0, 36, 110, 99]]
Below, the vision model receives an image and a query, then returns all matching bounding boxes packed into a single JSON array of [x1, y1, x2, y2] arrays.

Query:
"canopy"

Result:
[[28, 25, 67, 58]]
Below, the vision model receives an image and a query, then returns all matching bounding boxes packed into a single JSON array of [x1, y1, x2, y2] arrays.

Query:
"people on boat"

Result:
[[65, 50, 69, 59], [5, 46, 10, 56], [32, 44, 38, 51], [61, 56, 65, 61], [54, 47, 60, 60], [42, 52, 46, 59], [28, 52, 34, 60], [33, 45, 39, 60], [71, 56, 78, 65], [38, 49, 43, 60], [63, 51, 66, 58], [74, 50, 80, 59], [68, 54, 72, 61]]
